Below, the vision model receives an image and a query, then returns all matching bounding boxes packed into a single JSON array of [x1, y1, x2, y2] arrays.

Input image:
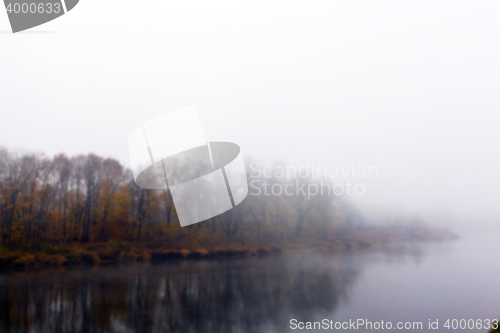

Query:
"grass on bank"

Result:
[[0, 224, 457, 271]]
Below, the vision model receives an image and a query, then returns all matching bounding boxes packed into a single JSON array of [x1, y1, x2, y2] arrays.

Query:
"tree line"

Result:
[[0, 147, 358, 250]]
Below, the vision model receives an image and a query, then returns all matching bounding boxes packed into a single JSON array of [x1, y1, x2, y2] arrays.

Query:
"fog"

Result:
[[1, 0, 499, 231]]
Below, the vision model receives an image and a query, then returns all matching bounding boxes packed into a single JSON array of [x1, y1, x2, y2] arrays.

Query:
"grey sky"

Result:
[[1, 0, 499, 224]]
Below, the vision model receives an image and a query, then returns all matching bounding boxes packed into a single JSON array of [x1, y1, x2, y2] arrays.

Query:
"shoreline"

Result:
[[0, 225, 458, 273]]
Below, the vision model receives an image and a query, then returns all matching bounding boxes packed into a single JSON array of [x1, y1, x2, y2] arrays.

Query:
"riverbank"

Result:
[[0, 224, 457, 272]]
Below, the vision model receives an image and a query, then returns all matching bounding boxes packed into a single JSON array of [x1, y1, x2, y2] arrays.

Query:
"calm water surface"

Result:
[[1, 230, 499, 333]]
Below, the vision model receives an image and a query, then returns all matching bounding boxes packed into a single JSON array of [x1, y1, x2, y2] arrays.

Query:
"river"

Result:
[[1, 229, 499, 333]]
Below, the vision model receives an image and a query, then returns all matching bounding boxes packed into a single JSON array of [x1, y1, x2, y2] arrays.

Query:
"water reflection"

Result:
[[0, 246, 432, 333]]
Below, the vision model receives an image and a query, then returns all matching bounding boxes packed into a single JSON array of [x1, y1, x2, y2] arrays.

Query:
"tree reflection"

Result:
[[0, 255, 359, 333]]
